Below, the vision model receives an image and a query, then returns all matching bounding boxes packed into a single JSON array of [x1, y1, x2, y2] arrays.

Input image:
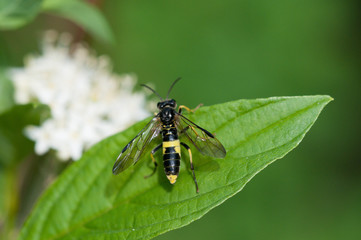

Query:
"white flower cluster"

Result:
[[10, 31, 150, 161]]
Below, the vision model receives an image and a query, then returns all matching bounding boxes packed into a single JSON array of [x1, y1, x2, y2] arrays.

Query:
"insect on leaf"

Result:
[[19, 95, 332, 240]]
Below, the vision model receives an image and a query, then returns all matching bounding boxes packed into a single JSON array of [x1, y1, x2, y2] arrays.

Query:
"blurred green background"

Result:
[[1, 0, 360, 239]]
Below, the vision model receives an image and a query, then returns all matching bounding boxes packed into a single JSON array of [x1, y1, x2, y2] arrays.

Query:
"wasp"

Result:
[[112, 78, 226, 193]]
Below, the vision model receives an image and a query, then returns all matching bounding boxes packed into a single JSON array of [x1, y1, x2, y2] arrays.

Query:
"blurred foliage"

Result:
[[0, 0, 359, 239], [0, 104, 50, 166], [0, 0, 115, 239], [0, 69, 14, 113], [0, 104, 50, 239], [0, 0, 113, 44], [42, 0, 114, 44], [0, 0, 43, 30]]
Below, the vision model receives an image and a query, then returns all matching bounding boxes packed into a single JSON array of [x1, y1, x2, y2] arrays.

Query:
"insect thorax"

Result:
[[159, 107, 176, 124]]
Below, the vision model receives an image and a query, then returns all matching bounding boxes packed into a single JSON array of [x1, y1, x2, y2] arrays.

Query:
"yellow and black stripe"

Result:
[[162, 123, 181, 184]]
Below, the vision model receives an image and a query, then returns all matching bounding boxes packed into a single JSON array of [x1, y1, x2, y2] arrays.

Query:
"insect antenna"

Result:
[[166, 77, 181, 99], [140, 84, 163, 100]]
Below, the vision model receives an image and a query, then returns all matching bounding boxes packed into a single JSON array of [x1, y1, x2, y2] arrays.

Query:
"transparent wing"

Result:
[[175, 113, 226, 158], [112, 116, 161, 175]]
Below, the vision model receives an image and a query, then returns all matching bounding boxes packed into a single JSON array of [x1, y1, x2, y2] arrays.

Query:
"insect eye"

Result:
[[170, 99, 176, 107]]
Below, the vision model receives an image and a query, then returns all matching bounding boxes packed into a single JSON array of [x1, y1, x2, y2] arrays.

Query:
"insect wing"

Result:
[[112, 117, 161, 175], [176, 113, 226, 158]]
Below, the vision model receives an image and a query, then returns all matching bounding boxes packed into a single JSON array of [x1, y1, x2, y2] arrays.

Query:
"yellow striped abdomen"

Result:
[[162, 126, 181, 184]]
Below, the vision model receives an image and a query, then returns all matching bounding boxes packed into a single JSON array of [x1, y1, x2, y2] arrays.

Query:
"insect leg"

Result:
[[178, 104, 203, 114], [144, 143, 162, 179], [181, 142, 199, 193], [179, 125, 206, 141]]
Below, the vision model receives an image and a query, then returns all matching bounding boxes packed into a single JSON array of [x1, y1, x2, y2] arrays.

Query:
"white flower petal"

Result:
[[9, 31, 152, 161]]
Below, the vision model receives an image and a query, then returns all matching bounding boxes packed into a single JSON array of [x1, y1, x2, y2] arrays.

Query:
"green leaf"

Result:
[[0, 0, 43, 30], [19, 95, 332, 240], [0, 104, 50, 166], [0, 165, 18, 239], [0, 68, 14, 114], [42, 0, 115, 44]]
